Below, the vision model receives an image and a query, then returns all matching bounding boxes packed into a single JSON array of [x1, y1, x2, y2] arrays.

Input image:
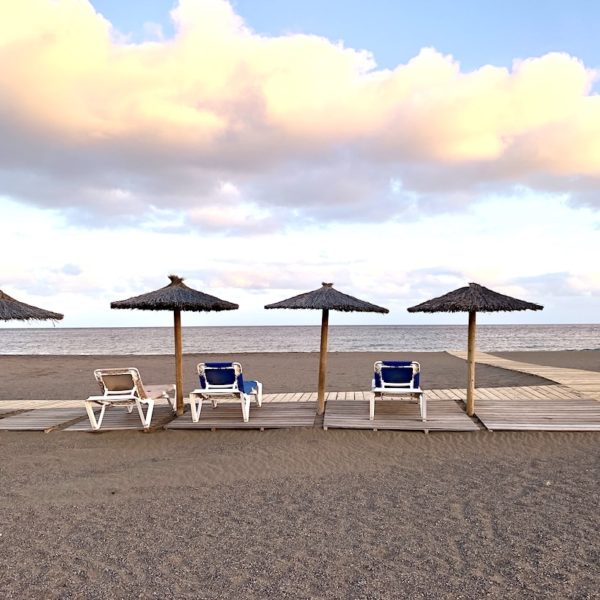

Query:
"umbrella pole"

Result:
[[174, 309, 184, 416], [317, 308, 329, 415], [466, 310, 476, 417]]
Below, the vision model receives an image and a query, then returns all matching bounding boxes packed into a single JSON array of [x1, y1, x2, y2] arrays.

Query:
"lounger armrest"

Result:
[[371, 387, 423, 394], [144, 383, 176, 400], [191, 388, 241, 397], [86, 394, 138, 402]]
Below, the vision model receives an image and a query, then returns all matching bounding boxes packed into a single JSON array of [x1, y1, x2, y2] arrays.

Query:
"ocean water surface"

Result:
[[0, 324, 598, 355]]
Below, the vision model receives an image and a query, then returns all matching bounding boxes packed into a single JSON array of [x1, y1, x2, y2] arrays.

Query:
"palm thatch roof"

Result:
[[111, 275, 239, 312], [407, 282, 543, 313], [265, 283, 389, 313], [0, 289, 63, 321]]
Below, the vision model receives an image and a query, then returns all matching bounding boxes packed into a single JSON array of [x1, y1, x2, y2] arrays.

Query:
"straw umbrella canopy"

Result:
[[0, 289, 63, 322], [265, 283, 389, 415], [407, 282, 543, 416], [111, 275, 239, 415]]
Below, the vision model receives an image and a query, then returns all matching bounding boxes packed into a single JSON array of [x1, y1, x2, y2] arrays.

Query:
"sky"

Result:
[[1, 0, 599, 328]]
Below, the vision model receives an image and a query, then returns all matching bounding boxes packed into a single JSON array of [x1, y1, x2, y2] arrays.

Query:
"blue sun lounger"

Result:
[[371, 360, 426, 421], [189, 362, 263, 423]]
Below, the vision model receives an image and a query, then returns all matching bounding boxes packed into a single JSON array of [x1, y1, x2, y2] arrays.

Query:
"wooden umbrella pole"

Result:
[[174, 309, 184, 415], [466, 310, 477, 417], [317, 308, 330, 415]]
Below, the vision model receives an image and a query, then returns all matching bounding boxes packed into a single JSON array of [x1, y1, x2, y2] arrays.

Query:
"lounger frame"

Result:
[[189, 362, 263, 423], [371, 361, 426, 421], [85, 368, 175, 430]]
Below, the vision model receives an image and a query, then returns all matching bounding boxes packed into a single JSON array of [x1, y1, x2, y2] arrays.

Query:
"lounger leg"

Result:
[[162, 391, 176, 412], [420, 393, 427, 421], [189, 395, 203, 423], [86, 401, 105, 430], [136, 399, 154, 429], [369, 394, 376, 420], [255, 382, 263, 407], [241, 394, 250, 422], [127, 403, 134, 413]]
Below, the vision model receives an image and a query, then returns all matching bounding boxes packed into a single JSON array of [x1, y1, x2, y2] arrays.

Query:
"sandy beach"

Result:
[[0, 351, 599, 598]]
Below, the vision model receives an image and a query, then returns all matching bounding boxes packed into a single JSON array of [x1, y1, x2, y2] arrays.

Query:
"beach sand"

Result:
[[0, 351, 599, 598]]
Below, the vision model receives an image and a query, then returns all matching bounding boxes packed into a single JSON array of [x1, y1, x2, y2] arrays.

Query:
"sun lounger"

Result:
[[189, 362, 263, 423], [371, 360, 426, 421], [85, 368, 176, 430]]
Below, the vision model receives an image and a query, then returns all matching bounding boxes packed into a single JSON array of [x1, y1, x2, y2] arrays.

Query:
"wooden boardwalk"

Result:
[[64, 404, 176, 432], [0, 401, 95, 432], [0, 400, 72, 418], [166, 401, 317, 430], [3, 380, 600, 432], [447, 351, 600, 431], [448, 350, 600, 398], [324, 395, 480, 432]]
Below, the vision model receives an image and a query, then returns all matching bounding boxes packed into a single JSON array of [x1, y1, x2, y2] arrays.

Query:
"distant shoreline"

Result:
[[1, 323, 598, 329]]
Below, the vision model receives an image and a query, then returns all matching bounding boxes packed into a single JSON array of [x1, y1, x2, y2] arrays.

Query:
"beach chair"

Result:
[[85, 368, 176, 430], [371, 361, 426, 421], [189, 362, 263, 423]]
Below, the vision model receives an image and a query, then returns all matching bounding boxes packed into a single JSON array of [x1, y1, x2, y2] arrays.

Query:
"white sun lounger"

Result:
[[85, 368, 176, 430]]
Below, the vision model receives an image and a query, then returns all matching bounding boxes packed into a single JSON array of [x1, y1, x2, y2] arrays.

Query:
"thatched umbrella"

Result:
[[111, 275, 239, 415], [265, 283, 389, 415], [0, 289, 63, 322], [407, 282, 543, 416]]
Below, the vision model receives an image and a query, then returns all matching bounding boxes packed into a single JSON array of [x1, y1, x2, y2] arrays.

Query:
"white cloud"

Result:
[[1, 1, 600, 326], [1, 0, 600, 233]]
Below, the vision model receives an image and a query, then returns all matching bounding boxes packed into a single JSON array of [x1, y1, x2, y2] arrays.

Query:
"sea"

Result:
[[0, 324, 598, 355]]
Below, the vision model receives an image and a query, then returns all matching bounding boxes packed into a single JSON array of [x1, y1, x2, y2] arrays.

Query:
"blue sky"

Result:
[[1, 0, 599, 327], [91, 0, 600, 71]]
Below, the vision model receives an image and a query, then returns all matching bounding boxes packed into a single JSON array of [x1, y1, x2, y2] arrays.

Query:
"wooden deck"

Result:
[[0, 401, 95, 432], [0, 400, 69, 418], [324, 395, 481, 432], [447, 352, 600, 430], [165, 401, 317, 430], [473, 396, 600, 431], [448, 350, 600, 398], [64, 404, 176, 432], [2, 381, 600, 432]]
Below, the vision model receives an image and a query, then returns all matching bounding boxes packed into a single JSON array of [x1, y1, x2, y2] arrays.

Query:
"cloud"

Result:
[[1, 0, 600, 232]]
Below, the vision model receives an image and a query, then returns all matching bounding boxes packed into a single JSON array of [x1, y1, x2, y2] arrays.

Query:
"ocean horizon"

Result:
[[0, 324, 598, 355]]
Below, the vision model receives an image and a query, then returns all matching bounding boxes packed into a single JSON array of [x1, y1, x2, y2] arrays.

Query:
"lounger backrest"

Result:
[[94, 368, 146, 398], [197, 362, 244, 391], [374, 361, 420, 389]]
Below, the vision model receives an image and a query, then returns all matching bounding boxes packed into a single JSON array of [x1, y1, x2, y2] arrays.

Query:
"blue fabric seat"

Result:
[[371, 360, 426, 421], [189, 362, 263, 423]]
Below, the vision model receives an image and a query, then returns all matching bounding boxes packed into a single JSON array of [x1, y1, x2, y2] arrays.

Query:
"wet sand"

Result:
[[0, 351, 598, 598]]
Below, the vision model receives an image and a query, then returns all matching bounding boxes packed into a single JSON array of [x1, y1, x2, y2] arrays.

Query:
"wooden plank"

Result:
[[323, 399, 480, 432], [447, 350, 600, 401], [473, 393, 600, 431], [165, 402, 317, 430], [0, 406, 94, 432], [64, 405, 175, 432]]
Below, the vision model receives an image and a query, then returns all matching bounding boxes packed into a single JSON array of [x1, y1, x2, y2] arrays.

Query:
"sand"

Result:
[[0, 351, 599, 598]]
